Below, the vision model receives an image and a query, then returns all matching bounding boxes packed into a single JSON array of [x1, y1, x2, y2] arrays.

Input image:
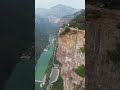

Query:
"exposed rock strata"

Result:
[[56, 28, 85, 90]]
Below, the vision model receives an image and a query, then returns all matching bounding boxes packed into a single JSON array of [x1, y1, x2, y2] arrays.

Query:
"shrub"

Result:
[[60, 26, 71, 36], [80, 44, 85, 53], [74, 64, 85, 77], [74, 85, 81, 90], [54, 59, 62, 66], [70, 21, 76, 27], [64, 26, 71, 33], [69, 77, 73, 80], [69, 10, 85, 30]]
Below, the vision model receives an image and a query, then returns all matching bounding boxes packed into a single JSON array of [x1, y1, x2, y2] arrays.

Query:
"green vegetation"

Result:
[[51, 56, 63, 89], [79, 44, 85, 53], [80, 47, 85, 53], [51, 40, 63, 90], [69, 10, 85, 30], [35, 30, 49, 64], [74, 85, 81, 90], [54, 59, 62, 66], [51, 74, 64, 90], [107, 43, 120, 64], [74, 64, 85, 77], [65, 26, 71, 32], [69, 77, 73, 80], [51, 57, 63, 90], [41, 56, 53, 90], [60, 26, 71, 35], [41, 65, 52, 90], [43, 36, 63, 90]]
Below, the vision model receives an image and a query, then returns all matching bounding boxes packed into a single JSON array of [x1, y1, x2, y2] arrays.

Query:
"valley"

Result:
[[35, 4, 85, 90]]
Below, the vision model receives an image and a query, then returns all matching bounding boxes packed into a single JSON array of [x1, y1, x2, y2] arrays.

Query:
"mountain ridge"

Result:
[[35, 4, 79, 18], [58, 9, 85, 26]]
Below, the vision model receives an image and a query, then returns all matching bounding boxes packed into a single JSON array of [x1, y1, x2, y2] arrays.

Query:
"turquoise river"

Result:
[[35, 35, 55, 90]]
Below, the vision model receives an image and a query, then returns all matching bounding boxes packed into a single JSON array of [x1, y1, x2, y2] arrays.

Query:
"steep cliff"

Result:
[[56, 28, 85, 90], [0, 0, 34, 89], [86, 4, 120, 90]]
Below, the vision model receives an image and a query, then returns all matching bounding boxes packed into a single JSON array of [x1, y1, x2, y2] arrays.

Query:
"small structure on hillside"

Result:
[[68, 23, 70, 27]]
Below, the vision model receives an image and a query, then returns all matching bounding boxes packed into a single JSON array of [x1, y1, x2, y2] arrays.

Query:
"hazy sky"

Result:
[[35, 0, 85, 9]]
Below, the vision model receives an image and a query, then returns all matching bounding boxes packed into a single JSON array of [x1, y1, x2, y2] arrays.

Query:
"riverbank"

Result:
[[50, 35, 63, 90], [35, 35, 55, 80], [35, 35, 55, 90], [35, 35, 57, 90], [41, 34, 63, 90], [50, 62, 63, 90], [40, 62, 53, 90]]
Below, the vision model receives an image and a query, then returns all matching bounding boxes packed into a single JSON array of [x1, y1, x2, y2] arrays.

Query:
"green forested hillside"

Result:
[[69, 10, 85, 30], [35, 30, 49, 63], [35, 16, 59, 63]]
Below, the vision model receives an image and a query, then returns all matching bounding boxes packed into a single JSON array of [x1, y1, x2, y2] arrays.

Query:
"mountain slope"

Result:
[[69, 10, 85, 29], [49, 4, 79, 17], [56, 28, 85, 90], [35, 5, 82, 61], [58, 9, 85, 26], [36, 4, 78, 18]]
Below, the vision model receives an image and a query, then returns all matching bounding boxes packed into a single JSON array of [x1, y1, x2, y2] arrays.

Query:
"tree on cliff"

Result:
[[69, 10, 85, 30]]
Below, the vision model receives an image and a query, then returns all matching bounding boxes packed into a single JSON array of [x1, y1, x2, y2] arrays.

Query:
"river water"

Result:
[[5, 60, 34, 90], [35, 35, 55, 90], [4, 35, 55, 90]]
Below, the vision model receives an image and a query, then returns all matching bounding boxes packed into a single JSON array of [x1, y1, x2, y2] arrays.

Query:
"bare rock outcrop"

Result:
[[56, 28, 85, 90]]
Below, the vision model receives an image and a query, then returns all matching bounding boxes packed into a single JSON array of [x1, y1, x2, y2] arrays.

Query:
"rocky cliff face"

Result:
[[86, 4, 120, 90], [56, 28, 85, 90]]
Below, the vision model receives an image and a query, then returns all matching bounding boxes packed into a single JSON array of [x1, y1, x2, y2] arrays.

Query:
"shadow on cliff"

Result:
[[0, 0, 34, 90]]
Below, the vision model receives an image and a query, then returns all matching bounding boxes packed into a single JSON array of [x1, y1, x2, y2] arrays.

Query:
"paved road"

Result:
[[49, 68, 59, 83], [46, 65, 59, 90], [46, 37, 59, 90]]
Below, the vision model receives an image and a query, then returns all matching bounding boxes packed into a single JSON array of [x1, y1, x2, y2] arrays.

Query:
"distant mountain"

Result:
[[58, 9, 85, 26], [73, 9, 84, 16], [35, 5, 84, 61], [35, 5, 84, 37], [35, 4, 78, 33], [35, 4, 79, 18], [49, 4, 79, 17], [35, 16, 59, 35], [35, 5, 85, 30], [35, 8, 49, 18]]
